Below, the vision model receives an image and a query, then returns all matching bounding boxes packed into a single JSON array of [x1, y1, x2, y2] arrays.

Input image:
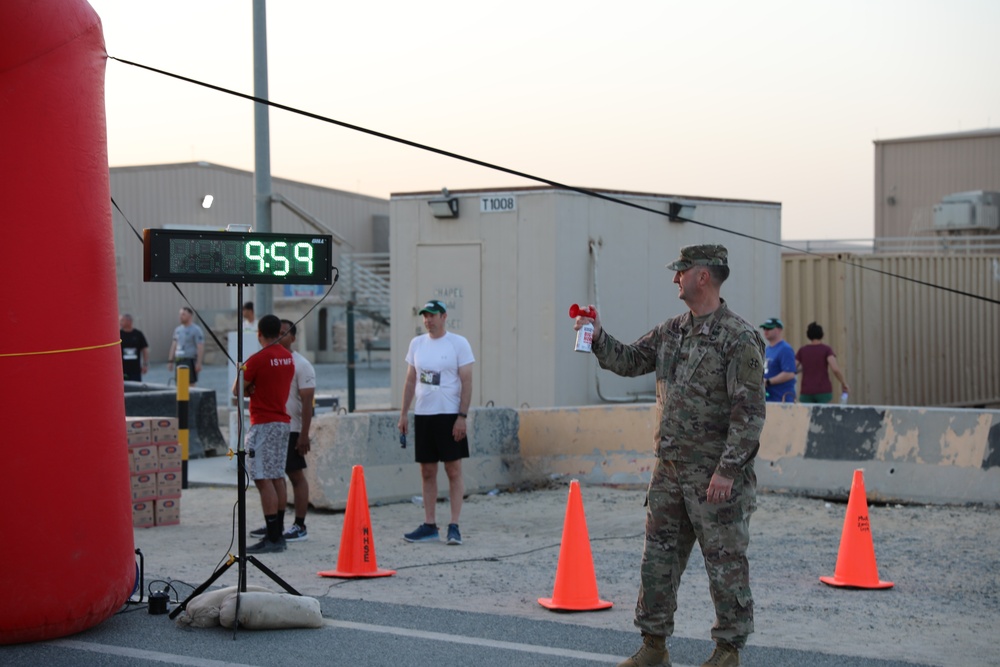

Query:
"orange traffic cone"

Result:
[[318, 465, 396, 579], [538, 480, 613, 611], [820, 469, 893, 589]]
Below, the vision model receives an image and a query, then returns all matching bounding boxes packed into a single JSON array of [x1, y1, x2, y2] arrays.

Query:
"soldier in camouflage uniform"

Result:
[[574, 244, 766, 667]]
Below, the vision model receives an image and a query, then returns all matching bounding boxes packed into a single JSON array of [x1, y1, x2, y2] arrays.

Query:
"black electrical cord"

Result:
[[319, 532, 644, 591], [107, 55, 1000, 307]]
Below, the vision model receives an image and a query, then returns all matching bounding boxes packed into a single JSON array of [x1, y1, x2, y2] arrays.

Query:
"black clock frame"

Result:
[[143, 228, 334, 285]]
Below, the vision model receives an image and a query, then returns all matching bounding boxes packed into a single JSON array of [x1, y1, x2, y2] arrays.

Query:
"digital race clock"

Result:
[[143, 229, 335, 284]]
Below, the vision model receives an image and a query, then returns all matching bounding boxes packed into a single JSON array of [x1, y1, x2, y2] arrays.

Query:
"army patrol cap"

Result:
[[666, 244, 729, 271]]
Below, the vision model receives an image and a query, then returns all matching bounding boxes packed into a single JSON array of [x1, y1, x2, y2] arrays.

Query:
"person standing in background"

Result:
[[242, 301, 257, 333], [250, 319, 316, 543], [119, 314, 149, 381], [760, 317, 796, 402], [236, 314, 295, 554], [796, 322, 850, 403], [278, 319, 315, 541], [167, 306, 205, 386], [397, 299, 475, 546]]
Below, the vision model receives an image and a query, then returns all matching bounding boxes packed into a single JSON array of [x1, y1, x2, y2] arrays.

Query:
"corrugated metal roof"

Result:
[[391, 185, 781, 207], [874, 127, 1000, 145], [111, 161, 388, 205]]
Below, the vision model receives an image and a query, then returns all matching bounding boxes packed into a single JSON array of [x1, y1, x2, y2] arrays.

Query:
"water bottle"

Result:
[[840, 392, 849, 405]]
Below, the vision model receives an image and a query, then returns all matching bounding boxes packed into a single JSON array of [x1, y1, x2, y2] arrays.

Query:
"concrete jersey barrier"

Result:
[[302, 404, 1000, 509]]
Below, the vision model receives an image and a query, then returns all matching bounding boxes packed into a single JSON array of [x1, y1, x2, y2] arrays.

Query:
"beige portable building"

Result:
[[874, 129, 1000, 240], [390, 186, 781, 409]]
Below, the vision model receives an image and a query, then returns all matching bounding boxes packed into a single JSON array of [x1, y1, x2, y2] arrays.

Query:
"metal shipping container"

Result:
[[782, 253, 1000, 408]]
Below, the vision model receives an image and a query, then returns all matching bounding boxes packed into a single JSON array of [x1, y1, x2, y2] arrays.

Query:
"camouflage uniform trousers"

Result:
[[634, 457, 756, 648]]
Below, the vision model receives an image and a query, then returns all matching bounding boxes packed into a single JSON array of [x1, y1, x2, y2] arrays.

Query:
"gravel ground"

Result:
[[134, 482, 1000, 667]]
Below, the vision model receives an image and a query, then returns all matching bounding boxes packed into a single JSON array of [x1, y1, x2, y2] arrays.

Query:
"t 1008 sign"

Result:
[[480, 195, 516, 213], [143, 229, 334, 284]]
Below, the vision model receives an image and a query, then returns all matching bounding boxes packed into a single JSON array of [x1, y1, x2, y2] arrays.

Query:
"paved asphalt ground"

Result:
[[2, 598, 935, 667], [0, 362, 949, 666]]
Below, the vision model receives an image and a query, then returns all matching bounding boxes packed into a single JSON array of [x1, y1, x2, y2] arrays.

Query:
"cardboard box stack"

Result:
[[126, 417, 182, 527]]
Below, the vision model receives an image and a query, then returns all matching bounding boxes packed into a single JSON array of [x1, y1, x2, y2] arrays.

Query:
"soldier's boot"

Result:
[[701, 641, 740, 667], [616, 633, 671, 667]]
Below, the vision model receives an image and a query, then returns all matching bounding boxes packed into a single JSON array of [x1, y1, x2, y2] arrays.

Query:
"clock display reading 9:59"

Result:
[[143, 229, 334, 284]]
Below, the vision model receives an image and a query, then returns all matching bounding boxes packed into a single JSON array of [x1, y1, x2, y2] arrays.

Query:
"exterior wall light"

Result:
[[668, 201, 695, 222], [428, 187, 458, 218]]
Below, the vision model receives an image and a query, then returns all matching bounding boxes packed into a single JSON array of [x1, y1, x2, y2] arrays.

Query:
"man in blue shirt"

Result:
[[761, 318, 796, 402]]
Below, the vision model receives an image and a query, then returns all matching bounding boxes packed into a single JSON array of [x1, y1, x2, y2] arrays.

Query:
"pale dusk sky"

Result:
[[88, 0, 1000, 240]]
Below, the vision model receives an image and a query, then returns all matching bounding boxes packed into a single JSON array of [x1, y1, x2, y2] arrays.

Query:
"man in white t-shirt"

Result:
[[398, 299, 475, 546], [167, 306, 205, 385], [241, 301, 257, 333]]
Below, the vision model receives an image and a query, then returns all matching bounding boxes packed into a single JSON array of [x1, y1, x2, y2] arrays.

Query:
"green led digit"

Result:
[[271, 242, 289, 276], [245, 241, 266, 273], [293, 243, 314, 275]]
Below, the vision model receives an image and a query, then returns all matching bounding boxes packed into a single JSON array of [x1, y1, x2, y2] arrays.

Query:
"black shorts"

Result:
[[286, 431, 307, 473], [175, 358, 198, 384], [414, 414, 469, 464]]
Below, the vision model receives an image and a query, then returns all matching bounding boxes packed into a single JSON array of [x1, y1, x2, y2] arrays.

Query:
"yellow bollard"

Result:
[[176, 366, 190, 489]]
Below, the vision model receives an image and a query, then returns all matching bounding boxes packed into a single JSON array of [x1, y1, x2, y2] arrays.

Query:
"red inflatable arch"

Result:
[[0, 0, 135, 644]]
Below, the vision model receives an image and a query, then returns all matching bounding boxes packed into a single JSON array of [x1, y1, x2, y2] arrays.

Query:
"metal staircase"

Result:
[[340, 252, 391, 327]]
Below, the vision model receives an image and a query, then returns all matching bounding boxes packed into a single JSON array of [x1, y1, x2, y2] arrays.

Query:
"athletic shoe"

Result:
[[249, 525, 267, 538], [403, 523, 439, 542], [283, 524, 308, 541], [446, 523, 462, 545], [246, 537, 286, 554]]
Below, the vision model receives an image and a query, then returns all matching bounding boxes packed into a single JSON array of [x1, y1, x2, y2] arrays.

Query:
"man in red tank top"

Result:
[[234, 314, 295, 553]]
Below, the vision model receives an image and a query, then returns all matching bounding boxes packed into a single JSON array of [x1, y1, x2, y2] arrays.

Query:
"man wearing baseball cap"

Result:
[[760, 317, 797, 402], [574, 243, 766, 667], [398, 299, 475, 546]]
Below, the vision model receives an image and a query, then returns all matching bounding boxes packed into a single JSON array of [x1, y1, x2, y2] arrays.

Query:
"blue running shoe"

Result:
[[446, 524, 462, 545], [283, 524, 308, 541], [404, 523, 439, 542]]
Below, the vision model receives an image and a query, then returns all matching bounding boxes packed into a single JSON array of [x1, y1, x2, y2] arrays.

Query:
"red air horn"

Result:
[[568, 304, 596, 319]]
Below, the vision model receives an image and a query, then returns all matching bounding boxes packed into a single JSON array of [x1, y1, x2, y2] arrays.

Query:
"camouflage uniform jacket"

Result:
[[592, 299, 766, 478]]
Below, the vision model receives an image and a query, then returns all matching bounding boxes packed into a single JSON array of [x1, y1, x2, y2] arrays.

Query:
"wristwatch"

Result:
[[457, 412, 468, 418]]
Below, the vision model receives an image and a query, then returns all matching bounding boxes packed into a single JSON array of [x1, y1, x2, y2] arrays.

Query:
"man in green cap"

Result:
[[574, 243, 766, 667], [398, 299, 475, 546]]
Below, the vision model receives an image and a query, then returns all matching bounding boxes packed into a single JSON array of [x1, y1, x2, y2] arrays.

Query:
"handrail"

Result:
[[271, 193, 351, 247], [782, 234, 1000, 255], [341, 253, 391, 325]]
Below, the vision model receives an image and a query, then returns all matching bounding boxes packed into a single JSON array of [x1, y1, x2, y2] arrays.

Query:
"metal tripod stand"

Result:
[[168, 282, 299, 623]]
